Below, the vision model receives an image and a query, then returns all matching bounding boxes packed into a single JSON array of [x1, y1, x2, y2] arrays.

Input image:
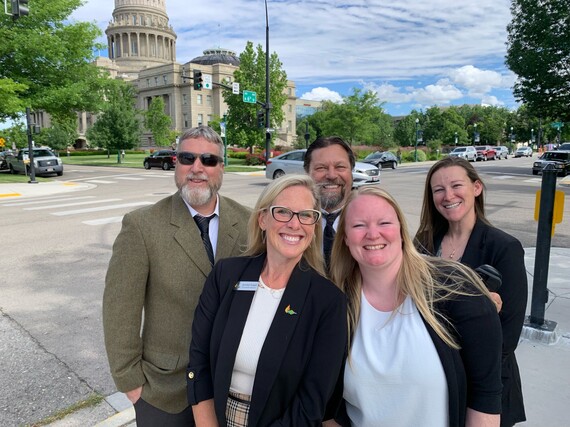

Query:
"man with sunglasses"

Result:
[[103, 125, 250, 426], [303, 136, 355, 268]]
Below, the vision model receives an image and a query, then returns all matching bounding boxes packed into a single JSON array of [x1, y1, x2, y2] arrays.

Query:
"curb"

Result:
[[94, 407, 135, 427]]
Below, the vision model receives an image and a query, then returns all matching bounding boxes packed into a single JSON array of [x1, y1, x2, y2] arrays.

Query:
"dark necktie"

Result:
[[194, 214, 215, 267], [323, 211, 340, 270]]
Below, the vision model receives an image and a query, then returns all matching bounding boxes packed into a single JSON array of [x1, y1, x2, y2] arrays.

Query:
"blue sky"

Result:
[[79, 0, 517, 116]]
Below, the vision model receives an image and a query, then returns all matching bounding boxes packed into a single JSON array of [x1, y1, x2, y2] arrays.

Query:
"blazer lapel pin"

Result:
[[284, 304, 297, 315]]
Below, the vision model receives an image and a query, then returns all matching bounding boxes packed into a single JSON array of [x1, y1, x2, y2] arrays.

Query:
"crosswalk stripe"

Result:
[[52, 201, 153, 216], [83, 216, 124, 225], [24, 199, 122, 211], [115, 177, 145, 180], [1, 196, 96, 207]]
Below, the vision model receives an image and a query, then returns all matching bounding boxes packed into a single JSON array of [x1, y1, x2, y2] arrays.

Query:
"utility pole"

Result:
[[264, 0, 272, 163]]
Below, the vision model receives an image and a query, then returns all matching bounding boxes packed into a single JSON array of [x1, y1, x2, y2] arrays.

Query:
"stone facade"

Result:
[[81, 0, 298, 148]]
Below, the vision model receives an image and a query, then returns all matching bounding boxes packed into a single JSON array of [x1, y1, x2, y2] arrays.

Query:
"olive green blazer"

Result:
[[103, 191, 250, 413]]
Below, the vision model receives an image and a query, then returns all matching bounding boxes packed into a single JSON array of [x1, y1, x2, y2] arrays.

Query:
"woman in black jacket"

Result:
[[415, 156, 527, 427]]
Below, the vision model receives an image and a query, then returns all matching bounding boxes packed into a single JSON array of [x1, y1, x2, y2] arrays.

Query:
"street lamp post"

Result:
[[473, 123, 478, 144], [263, 0, 271, 163], [510, 126, 514, 144], [454, 131, 458, 147], [304, 121, 310, 148], [414, 118, 420, 162], [531, 128, 534, 147]]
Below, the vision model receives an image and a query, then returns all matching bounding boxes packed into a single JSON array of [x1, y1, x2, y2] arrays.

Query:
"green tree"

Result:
[[86, 80, 141, 162], [506, 0, 570, 121], [394, 111, 422, 148], [35, 116, 77, 151], [222, 41, 288, 149], [2, 123, 28, 149], [312, 89, 393, 146], [144, 97, 172, 147], [0, 0, 107, 120], [0, 79, 27, 120]]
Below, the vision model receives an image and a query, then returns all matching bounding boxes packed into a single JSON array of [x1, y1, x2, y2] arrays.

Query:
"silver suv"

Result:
[[495, 146, 509, 159], [449, 146, 477, 162]]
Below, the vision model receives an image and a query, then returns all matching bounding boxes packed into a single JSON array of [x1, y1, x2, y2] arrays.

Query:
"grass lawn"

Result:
[[0, 171, 51, 184]]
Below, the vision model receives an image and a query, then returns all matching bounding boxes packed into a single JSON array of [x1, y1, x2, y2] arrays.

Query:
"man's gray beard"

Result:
[[320, 189, 345, 212], [180, 185, 214, 207]]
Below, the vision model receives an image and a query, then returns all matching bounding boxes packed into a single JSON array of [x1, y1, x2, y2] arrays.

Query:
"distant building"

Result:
[[296, 99, 322, 118], [36, 0, 298, 148]]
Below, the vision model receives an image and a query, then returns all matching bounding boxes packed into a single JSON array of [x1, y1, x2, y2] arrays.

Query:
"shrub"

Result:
[[245, 153, 266, 165]]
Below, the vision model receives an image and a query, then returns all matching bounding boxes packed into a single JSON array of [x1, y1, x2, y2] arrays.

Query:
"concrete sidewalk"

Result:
[[0, 180, 96, 199]]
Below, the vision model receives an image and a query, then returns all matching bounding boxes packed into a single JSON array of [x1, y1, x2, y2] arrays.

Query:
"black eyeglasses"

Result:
[[177, 152, 223, 167], [269, 206, 321, 225]]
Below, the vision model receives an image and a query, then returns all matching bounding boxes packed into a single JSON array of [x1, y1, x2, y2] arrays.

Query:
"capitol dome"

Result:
[[190, 48, 240, 66]]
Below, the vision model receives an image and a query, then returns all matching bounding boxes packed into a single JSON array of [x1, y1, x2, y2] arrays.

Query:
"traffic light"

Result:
[[193, 69, 203, 90], [11, 0, 29, 19], [257, 110, 265, 129]]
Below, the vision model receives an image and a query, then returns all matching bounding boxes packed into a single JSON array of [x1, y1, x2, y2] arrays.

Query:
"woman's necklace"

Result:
[[258, 276, 285, 299], [444, 235, 459, 259]]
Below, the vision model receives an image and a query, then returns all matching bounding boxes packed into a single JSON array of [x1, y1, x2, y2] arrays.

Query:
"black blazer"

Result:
[[187, 254, 347, 427], [433, 219, 528, 426]]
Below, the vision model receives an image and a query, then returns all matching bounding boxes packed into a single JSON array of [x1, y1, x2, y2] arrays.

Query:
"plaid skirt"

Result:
[[226, 391, 251, 427]]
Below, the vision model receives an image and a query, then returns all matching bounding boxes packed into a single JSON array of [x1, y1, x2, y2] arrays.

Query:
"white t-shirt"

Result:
[[343, 293, 449, 427], [230, 276, 284, 395]]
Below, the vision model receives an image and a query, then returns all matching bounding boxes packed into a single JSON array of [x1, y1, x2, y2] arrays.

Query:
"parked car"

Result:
[[475, 145, 497, 161], [495, 146, 509, 159], [8, 148, 63, 176], [514, 146, 533, 158], [143, 150, 177, 170], [448, 146, 477, 161], [558, 142, 570, 151], [0, 151, 13, 170], [265, 149, 380, 187], [532, 151, 570, 176], [362, 151, 399, 169]]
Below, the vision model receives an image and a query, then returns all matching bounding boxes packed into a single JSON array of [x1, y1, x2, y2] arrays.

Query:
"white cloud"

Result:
[[300, 87, 343, 103], [448, 65, 505, 96], [481, 95, 504, 107], [71, 1, 516, 112]]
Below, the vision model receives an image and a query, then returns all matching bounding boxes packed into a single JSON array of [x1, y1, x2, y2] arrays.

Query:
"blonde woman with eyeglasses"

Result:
[[187, 174, 347, 427]]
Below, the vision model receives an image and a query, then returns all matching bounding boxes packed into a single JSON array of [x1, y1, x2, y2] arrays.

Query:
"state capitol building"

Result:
[[39, 0, 299, 148]]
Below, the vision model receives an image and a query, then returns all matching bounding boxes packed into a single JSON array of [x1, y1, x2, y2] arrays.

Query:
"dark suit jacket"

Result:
[[187, 254, 348, 426], [433, 219, 528, 425], [103, 192, 250, 413]]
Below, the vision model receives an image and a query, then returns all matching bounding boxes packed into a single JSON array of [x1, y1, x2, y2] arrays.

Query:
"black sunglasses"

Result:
[[177, 152, 223, 167]]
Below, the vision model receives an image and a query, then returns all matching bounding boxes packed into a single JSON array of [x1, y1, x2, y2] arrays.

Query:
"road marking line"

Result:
[[83, 216, 124, 225], [24, 199, 122, 211], [1, 196, 96, 207], [52, 201, 153, 216], [87, 180, 117, 184], [493, 175, 515, 180], [0, 193, 22, 198], [115, 177, 145, 180]]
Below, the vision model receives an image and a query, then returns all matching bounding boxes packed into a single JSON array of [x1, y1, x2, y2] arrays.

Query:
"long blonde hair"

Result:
[[330, 186, 492, 350], [242, 174, 325, 277]]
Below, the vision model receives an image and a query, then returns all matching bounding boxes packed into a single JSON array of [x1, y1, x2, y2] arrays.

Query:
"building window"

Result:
[[207, 115, 213, 124], [183, 113, 188, 128], [197, 94, 203, 105], [287, 120, 292, 132], [288, 88, 292, 96], [146, 79, 150, 87], [183, 94, 187, 105], [132, 14, 137, 25], [154, 77, 158, 86], [198, 114, 203, 125], [206, 95, 212, 106], [163, 75, 167, 84], [288, 104, 292, 113]]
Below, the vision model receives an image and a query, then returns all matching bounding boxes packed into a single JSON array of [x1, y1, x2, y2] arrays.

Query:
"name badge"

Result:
[[235, 281, 258, 291]]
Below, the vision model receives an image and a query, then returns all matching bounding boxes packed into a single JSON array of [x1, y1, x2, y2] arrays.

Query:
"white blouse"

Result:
[[343, 293, 449, 427], [230, 276, 284, 395]]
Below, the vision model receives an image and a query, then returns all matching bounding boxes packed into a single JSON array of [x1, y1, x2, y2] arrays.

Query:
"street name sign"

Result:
[[243, 90, 257, 104], [232, 82, 240, 94]]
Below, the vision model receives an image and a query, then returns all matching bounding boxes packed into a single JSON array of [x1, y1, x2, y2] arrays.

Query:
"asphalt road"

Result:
[[1, 156, 569, 426]]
